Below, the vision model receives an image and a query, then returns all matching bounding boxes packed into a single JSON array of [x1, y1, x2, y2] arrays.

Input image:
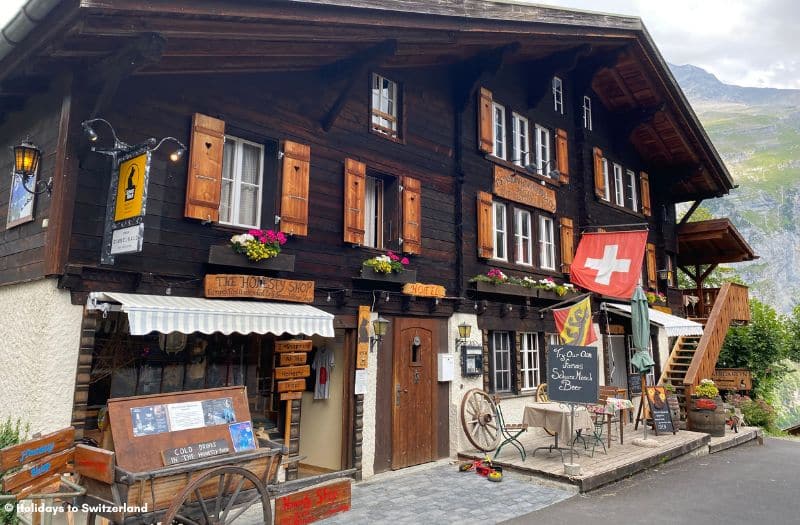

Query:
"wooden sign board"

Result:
[[0, 427, 74, 471], [280, 352, 308, 366], [280, 391, 303, 401], [277, 379, 306, 393], [275, 479, 351, 525], [275, 340, 313, 353], [712, 368, 752, 391], [161, 439, 231, 466], [74, 444, 115, 484], [275, 365, 311, 380], [356, 306, 371, 370], [645, 386, 676, 435], [204, 274, 314, 303], [1, 448, 74, 493], [546, 345, 599, 404], [493, 165, 557, 213], [402, 283, 446, 298]]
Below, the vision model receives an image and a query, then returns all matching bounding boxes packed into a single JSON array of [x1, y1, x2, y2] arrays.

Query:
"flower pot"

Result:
[[360, 266, 416, 283], [688, 396, 726, 437], [474, 280, 537, 298], [208, 245, 295, 271]]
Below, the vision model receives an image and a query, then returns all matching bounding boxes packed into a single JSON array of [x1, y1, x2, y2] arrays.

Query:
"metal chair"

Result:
[[492, 396, 529, 461], [573, 409, 608, 456]]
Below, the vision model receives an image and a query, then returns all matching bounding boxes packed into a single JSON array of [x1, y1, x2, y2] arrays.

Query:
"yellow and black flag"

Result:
[[553, 297, 597, 345]]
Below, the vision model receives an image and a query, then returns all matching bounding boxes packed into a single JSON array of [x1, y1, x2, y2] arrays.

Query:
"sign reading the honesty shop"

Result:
[[205, 274, 315, 303], [546, 345, 598, 404]]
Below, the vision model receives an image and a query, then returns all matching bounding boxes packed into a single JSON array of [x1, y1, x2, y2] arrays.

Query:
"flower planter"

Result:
[[359, 266, 417, 283], [474, 280, 537, 298], [688, 396, 726, 437], [208, 245, 295, 271], [536, 289, 578, 301]]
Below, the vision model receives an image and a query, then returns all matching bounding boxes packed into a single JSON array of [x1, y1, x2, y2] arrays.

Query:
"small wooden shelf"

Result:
[[207, 245, 295, 272]]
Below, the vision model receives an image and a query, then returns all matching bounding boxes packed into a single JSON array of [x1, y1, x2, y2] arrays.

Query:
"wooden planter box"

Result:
[[208, 245, 295, 272], [359, 266, 416, 283], [474, 280, 537, 298], [537, 289, 578, 301]]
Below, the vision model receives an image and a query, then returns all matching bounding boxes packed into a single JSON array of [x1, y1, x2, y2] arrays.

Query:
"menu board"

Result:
[[628, 373, 643, 395], [646, 386, 676, 435], [546, 345, 599, 404]]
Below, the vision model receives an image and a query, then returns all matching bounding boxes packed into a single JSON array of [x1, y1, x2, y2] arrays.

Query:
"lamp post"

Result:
[[12, 139, 51, 195]]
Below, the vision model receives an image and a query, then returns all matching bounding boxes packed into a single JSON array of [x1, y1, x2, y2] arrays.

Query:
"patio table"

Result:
[[523, 402, 594, 460]]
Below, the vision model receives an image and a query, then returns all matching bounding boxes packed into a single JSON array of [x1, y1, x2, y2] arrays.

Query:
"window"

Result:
[[613, 163, 624, 206], [514, 209, 532, 266], [535, 125, 551, 177], [539, 216, 555, 270], [520, 332, 540, 391], [546, 333, 561, 348], [626, 170, 638, 211], [511, 113, 529, 166], [371, 73, 399, 139], [583, 96, 592, 130], [602, 158, 610, 201], [552, 76, 564, 114], [492, 202, 507, 260], [220, 136, 264, 229], [492, 102, 506, 159], [364, 176, 384, 248], [492, 331, 512, 393]]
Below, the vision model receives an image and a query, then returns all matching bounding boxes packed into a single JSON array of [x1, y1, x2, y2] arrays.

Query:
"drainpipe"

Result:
[[0, 0, 61, 64]]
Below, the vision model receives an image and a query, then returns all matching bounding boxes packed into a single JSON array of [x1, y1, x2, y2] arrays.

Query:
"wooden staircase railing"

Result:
[[683, 282, 750, 396]]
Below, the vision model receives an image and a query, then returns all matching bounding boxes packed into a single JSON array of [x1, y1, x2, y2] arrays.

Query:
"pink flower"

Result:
[[277, 232, 287, 245], [387, 251, 399, 261], [248, 229, 262, 237], [401, 257, 409, 265]]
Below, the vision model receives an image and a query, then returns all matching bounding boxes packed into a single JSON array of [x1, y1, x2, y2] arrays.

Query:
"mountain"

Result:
[[669, 63, 800, 315]]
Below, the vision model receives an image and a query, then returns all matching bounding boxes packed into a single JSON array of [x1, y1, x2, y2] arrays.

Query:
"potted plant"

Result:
[[688, 378, 726, 437], [207, 229, 294, 270], [646, 289, 667, 306], [360, 251, 416, 283]]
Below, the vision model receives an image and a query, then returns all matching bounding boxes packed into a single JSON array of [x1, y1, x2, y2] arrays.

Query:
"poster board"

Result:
[[546, 345, 599, 404], [107, 386, 252, 472], [645, 386, 676, 435]]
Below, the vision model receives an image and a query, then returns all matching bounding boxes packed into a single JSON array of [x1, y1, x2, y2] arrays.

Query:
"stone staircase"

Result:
[[659, 335, 700, 421]]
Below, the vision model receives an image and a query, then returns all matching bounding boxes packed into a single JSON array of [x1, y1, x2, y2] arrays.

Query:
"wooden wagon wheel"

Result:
[[460, 389, 501, 452], [163, 465, 271, 525]]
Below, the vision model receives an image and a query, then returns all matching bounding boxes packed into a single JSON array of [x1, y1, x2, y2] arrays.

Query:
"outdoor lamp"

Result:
[[457, 322, 472, 341], [12, 139, 51, 194], [81, 117, 187, 162], [657, 268, 673, 282], [506, 155, 560, 182], [370, 316, 390, 352]]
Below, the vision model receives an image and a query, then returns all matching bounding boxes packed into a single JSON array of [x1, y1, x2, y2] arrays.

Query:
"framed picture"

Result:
[[6, 172, 36, 229]]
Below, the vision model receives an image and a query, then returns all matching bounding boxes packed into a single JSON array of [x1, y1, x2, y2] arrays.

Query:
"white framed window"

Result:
[[511, 112, 529, 166], [220, 135, 264, 229], [626, 169, 638, 211], [520, 332, 540, 391], [535, 125, 551, 177], [371, 73, 399, 138], [628, 335, 656, 386], [514, 209, 532, 266], [602, 158, 611, 201], [583, 95, 593, 130], [364, 176, 384, 248], [546, 333, 561, 348], [492, 102, 506, 159], [613, 163, 625, 206], [552, 76, 564, 114], [492, 201, 507, 261], [539, 215, 555, 270], [492, 331, 512, 393]]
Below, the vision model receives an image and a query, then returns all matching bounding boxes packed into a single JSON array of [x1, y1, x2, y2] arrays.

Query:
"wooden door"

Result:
[[391, 318, 437, 469]]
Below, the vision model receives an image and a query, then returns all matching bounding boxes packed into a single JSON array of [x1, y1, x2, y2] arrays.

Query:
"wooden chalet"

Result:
[[0, 0, 754, 480]]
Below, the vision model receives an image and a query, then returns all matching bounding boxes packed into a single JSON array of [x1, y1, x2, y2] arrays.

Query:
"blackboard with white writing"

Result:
[[628, 373, 642, 395], [546, 345, 599, 404]]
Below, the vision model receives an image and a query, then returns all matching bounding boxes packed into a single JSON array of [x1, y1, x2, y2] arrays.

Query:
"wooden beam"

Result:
[[611, 102, 665, 138], [698, 264, 718, 286], [679, 199, 703, 225], [525, 44, 591, 107], [451, 42, 521, 113]]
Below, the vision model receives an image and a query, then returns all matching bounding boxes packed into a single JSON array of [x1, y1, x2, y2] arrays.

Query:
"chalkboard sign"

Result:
[[546, 345, 599, 404], [646, 386, 675, 435], [628, 373, 642, 395]]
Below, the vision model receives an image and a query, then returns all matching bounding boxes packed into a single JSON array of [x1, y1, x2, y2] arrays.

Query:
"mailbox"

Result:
[[461, 344, 483, 377]]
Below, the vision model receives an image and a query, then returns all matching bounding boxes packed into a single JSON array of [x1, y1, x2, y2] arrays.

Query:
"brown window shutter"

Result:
[[640, 171, 652, 216], [279, 140, 311, 236], [555, 128, 569, 184], [343, 158, 366, 245], [593, 147, 605, 199], [478, 87, 494, 153], [184, 113, 225, 222], [559, 217, 574, 274], [646, 243, 657, 289], [476, 191, 493, 258], [401, 176, 422, 255]]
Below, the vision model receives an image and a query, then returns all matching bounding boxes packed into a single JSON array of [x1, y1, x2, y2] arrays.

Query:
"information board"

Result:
[[546, 345, 599, 404], [627, 373, 643, 395], [645, 386, 676, 435]]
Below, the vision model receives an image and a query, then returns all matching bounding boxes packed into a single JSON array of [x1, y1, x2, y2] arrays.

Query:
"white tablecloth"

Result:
[[523, 402, 594, 438]]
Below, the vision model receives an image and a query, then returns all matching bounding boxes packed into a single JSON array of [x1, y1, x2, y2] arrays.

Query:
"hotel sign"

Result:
[[493, 165, 556, 213], [204, 274, 314, 303], [402, 283, 446, 298]]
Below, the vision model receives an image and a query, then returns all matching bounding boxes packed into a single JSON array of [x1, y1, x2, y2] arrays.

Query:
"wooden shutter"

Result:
[[343, 158, 366, 244], [476, 191, 493, 259], [555, 128, 569, 184], [184, 113, 225, 222], [640, 171, 652, 216], [478, 87, 494, 153], [279, 141, 311, 236], [401, 176, 421, 254], [593, 147, 605, 199], [559, 217, 574, 274], [646, 243, 657, 289]]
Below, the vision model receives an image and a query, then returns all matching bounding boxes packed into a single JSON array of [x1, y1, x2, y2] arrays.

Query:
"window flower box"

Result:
[[360, 266, 417, 283], [474, 280, 537, 298], [208, 245, 295, 271]]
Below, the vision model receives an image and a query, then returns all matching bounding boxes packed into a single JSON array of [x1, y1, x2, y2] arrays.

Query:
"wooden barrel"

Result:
[[688, 396, 726, 437], [667, 394, 681, 424]]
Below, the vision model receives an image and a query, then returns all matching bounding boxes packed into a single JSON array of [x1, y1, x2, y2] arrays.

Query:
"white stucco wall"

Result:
[[0, 279, 83, 435], [359, 312, 380, 479], [447, 313, 484, 456]]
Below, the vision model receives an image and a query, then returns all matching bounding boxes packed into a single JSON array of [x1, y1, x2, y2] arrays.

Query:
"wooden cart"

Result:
[[77, 386, 285, 524]]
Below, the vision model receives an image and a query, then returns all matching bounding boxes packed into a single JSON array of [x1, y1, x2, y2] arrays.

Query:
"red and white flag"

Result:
[[570, 231, 648, 299]]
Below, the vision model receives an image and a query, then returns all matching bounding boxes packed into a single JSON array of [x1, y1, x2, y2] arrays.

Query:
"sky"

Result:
[[0, 0, 797, 89]]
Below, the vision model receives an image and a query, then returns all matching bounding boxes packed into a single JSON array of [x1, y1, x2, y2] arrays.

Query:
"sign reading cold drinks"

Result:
[[546, 345, 599, 404]]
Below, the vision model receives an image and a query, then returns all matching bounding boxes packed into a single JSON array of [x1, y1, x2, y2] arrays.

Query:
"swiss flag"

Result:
[[570, 231, 648, 299]]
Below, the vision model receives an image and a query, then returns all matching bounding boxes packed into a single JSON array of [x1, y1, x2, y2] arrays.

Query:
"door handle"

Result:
[[396, 384, 402, 406]]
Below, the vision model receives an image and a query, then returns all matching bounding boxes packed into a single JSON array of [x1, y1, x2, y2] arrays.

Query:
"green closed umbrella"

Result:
[[630, 285, 654, 440]]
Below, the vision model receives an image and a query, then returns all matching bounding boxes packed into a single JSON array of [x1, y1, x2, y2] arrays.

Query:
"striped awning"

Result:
[[603, 302, 705, 337], [88, 292, 334, 337]]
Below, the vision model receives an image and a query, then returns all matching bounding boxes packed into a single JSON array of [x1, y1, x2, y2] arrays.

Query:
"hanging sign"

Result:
[[546, 345, 599, 404], [356, 306, 371, 369], [275, 365, 311, 380], [277, 379, 306, 393], [204, 274, 315, 303], [275, 340, 313, 353], [279, 353, 307, 366], [711, 368, 752, 391], [402, 283, 446, 298]]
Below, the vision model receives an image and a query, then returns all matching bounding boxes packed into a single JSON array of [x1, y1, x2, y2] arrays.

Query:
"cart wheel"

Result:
[[460, 389, 501, 452], [163, 465, 271, 525]]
